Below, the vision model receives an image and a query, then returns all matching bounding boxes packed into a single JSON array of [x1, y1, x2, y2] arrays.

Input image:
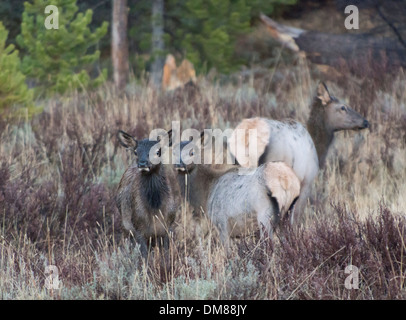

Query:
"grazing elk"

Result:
[[175, 132, 300, 251], [229, 82, 369, 224], [116, 130, 180, 258]]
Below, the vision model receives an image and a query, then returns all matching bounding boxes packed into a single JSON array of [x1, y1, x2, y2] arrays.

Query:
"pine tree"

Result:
[[127, 0, 296, 75], [17, 0, 108, 97], [0, 22, 34, 112], [165, 0, 297, 74], [181, 0, 251, 73]]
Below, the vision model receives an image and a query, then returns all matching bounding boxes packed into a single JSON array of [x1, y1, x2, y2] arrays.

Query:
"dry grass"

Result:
[[0, 60, 405, 299]]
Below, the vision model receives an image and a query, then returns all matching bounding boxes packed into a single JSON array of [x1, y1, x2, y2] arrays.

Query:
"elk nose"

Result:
[[175, 164, 186, 172], [138, 160, 148, 168], [363, 119, 370, 128]]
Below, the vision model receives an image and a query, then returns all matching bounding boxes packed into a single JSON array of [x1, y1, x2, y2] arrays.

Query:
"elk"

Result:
[[229, 82, 369, 224], [175, 132, 300, 251], [116, 129, 180, 258]]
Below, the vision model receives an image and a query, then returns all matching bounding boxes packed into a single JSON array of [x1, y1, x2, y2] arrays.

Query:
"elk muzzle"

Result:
[[175, 164, 187, 172], [138, 160, 151, 172]]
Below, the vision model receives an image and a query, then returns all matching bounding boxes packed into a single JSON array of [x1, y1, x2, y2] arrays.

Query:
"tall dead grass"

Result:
[[0, 61, 405, 299]]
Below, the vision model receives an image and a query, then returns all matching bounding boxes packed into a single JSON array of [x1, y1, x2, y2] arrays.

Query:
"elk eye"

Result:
[[133, 150, 138, 156], [341, 106, 347, 111], [156, 149, 161, 157], [189, 149, 194, 156]]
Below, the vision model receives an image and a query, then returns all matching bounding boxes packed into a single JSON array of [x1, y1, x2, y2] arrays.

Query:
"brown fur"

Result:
[[116, 164, 180, 257]]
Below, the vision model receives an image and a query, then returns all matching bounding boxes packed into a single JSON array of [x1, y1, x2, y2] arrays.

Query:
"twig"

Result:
[[376, 4, 406, 49], [287, 246, 346, 300]]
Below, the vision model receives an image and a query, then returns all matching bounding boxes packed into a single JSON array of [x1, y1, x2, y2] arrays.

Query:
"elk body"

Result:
[[116, 130, 180, 257], [229, 82, 369, 223], [175, 135, 300, 250]]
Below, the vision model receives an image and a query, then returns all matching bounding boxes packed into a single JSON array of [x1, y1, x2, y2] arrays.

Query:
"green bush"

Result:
[[17, 0, 108, 97], [180, 0, 298, 73], [0, 22, 34, 114], [179, 0, 251, 73], [130, 0, 297, 75]]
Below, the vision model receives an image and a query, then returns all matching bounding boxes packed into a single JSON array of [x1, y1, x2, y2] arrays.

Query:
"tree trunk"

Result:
[[112, 0, 129, 91], [150, 0, 165, 89]]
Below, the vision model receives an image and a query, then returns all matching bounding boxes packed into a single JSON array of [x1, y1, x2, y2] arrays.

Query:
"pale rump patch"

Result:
[[263, 162, 300, 219], [229, 117, 270, 168]]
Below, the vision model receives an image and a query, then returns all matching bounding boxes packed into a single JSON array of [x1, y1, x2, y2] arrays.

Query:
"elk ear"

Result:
[[316, 82, 331, 106], [117, 130, 138, 149]]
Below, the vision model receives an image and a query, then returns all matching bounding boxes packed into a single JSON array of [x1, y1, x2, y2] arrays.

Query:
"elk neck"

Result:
[[178, 164, 233, 213], [139, 165, 169, 210], [306, 99, 334, 168]]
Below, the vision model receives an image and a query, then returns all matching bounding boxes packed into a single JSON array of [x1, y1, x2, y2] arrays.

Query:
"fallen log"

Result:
[[260, 13, 406, 77]]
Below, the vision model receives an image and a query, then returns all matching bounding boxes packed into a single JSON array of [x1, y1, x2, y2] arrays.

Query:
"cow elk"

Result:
[[229, 82, 369, 224], [175, 132, 300, 252], [116, 130, 180, 258]]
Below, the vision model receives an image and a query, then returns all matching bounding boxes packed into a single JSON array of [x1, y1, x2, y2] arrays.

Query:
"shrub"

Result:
[[0, 22, 34, 114], [17, 0, 108, 97]]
